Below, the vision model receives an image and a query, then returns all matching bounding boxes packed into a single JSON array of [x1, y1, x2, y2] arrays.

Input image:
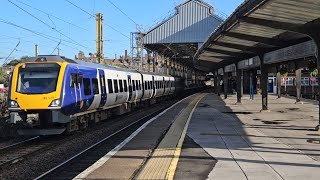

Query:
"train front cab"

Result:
[[8, 61, 68, 135]]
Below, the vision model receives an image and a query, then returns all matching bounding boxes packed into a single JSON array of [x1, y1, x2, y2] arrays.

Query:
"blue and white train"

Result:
[[8, 55, 181, 135]]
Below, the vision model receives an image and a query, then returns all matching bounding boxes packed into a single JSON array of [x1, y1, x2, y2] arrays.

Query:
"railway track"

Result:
[[0, 136, 40, 151], [0, 136, 60, 168], [35, 106, 170, 180], [0, 92, 198, 179]]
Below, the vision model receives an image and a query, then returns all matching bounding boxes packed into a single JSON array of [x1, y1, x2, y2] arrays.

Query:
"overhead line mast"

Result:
[[96, 13, 104, 64]]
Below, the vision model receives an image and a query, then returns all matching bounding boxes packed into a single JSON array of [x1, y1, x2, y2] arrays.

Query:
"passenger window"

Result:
[[114, 79, 119, 93], [119, 80, 123, 92], [132, 80, 136, 91], [92, 78, 99, 94], [136, 80, 139, 91], [107, 79, 113, 93], [83, 78, 91, 95], [124, 80, 128, 92], [145, 81, 147, 90]]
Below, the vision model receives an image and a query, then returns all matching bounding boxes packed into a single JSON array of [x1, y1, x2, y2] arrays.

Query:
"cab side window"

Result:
[[70, 73, 83, 88]]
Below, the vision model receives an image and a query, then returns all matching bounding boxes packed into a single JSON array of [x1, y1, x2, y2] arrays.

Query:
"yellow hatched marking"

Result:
[[166, 96, 203, 180]]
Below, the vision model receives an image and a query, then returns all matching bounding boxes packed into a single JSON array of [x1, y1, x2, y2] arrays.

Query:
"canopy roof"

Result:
[[195, 0, 320, 70], [142, 0, 223, 71]]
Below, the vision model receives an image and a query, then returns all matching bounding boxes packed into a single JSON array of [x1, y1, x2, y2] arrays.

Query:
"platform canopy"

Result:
[[142, 0, 224, 71], [195, 0, 320, 70]]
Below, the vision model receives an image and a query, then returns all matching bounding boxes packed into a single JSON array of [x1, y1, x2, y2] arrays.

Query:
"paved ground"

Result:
[[75, 94, 203, 180], [174, 136, 217, 180], [74, 92, 320, 180], [188, 93, 320, 180]]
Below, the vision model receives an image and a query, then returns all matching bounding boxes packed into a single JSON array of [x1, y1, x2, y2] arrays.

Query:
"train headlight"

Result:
[[50, 99, 61, 107], [9, 100, 19, 108]]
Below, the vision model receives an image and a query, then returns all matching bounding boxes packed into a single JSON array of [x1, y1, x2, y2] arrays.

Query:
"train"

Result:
[[7, 55, 190, 135], [268, 75, 319, 99]]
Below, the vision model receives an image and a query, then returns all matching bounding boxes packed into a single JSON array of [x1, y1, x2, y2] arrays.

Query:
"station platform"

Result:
[[74, 92, 320, 180]]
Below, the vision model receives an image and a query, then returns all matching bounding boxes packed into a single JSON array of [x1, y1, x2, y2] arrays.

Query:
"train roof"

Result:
[[139, 71, 172, 77], [26, 55, 174, 77], [27, 55, 138, 73]]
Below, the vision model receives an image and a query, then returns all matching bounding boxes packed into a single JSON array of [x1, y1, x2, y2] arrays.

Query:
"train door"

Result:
[[163, 77, 165, 95], [141, 74, 145, 99], [152, 76, 155, 97], [99, 69, 107, 107], [127, 75, 133, 101], [70, 68, 83, 110]]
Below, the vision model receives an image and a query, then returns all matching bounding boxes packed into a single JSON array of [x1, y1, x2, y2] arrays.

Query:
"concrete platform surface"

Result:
[[188, 93, 320, 180], [74, 92, 320, 180], [74, 94, 204, 180]]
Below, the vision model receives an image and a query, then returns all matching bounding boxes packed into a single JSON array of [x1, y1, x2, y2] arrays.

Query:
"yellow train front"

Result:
[[8, 56, 68, 135]]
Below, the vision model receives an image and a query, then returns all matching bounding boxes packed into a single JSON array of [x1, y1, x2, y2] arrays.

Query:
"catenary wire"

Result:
[[65, 0, 95, 18], [105, 0, 138, 26], [65, 0, 130, 39], [0, 18, 90, 52], [15, 0, 89, 31], [51, 41, 61, 55], [8, 0, 90, 50], [3, 41, 20, 65]]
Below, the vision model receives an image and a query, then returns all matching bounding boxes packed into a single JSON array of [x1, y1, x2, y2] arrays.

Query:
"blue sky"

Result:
[[0, 0, 244, 64]]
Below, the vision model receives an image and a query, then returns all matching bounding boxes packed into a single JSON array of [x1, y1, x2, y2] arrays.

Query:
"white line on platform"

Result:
[[73, 94, 196, 180]]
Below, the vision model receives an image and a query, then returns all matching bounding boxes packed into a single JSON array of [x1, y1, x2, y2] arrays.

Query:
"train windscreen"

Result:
[[16, 63, 60, 94]]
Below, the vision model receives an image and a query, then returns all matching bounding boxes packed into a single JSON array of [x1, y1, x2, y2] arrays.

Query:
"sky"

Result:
[[0, 0, 244, 64]]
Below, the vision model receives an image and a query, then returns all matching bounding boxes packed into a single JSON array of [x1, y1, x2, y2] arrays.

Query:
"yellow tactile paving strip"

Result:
[[136, 94, 205, 180]]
